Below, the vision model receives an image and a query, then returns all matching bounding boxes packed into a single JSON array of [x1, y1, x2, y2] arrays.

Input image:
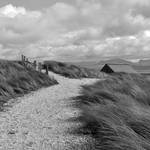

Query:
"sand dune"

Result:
[[0, 72, 98, 150]]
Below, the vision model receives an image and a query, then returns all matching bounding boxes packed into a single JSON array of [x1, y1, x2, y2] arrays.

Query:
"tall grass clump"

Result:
[[0, 60, 58, 110], [75, 73, 150, 150], [44, 61, 103, 78]]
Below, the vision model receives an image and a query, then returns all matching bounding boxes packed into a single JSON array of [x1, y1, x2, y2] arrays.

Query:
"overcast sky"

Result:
[[0, 0, 150, 61]]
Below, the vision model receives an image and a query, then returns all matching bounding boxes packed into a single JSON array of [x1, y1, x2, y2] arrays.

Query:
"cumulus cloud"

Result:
[[19, 29, 150, 62], [0, 0, 150, 61], [0, 4, 44, 46], [50, 2, 78, 20], [0, 4, 26, 18], [0, 3, 78, 46]]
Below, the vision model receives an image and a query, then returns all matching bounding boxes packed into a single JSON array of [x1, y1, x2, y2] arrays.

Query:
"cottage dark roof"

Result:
[[101, 64, 137, 73]]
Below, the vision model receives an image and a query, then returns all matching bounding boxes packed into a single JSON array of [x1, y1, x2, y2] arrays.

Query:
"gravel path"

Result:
[[0, 72, 99, 150]]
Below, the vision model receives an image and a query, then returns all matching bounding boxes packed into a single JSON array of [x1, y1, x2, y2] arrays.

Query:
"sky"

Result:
[[0, 0, 150, 61]]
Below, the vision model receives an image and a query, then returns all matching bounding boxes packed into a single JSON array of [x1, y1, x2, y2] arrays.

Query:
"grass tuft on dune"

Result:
[[0, 60, 58, 110], [44, 61, 104, 78], [75, 73, 150, 150]]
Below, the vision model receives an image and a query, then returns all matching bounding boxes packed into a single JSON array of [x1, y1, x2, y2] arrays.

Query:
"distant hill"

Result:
[[139, 59, 150, 66], [99, 58, 132, 65], [44, 59, 150, 75], [132, 65, 150, 74], [44, 61, 103, 78], [49, 58, 150, 75], [68, 60, 100, 69], [67, 59, 133, 69]]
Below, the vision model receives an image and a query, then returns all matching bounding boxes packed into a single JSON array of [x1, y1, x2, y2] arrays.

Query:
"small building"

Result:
[[100, 64, 137, 74]]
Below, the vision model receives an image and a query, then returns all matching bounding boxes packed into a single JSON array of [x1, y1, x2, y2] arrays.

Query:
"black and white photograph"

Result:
[[0, 0, 150, 149]]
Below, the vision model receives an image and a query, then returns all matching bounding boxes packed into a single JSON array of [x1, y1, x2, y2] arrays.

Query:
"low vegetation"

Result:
[[0, 60, 58, 110], [74, 73, 150, 150], [44, 61, 103, 78]]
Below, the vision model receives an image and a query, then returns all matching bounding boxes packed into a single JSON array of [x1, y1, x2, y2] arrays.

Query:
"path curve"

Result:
[[0, 72, 99, 150]]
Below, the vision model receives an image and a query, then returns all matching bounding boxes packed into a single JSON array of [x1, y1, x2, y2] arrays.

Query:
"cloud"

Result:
[[96, 0, 150, 7], [1, 1, 150, 61], [0, 4, 26, 18], [75, 0, 150, 37], [50, 2, 78, 20], [0, 44, 20, 60], [0, 4, 45, 45], [127, 0, 149, 6], [0, 4, 42, 18], [19, 29, 150, 62], [0, 3, 78, 47]]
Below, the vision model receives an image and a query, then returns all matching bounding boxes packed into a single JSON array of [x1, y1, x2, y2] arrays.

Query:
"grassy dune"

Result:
[[0, 60, 58, 110], [75, 73, 150, 150], [44, 61, 104, 78]]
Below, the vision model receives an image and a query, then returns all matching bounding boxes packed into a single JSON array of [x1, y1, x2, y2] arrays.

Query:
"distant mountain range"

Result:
[[139, 59, 150, 66], [68, 60, 100, 69], [71, 58, 150, 67], [68, 58, 133, 69], [98, 58, 132, 65], [50, 58, 150, 74]]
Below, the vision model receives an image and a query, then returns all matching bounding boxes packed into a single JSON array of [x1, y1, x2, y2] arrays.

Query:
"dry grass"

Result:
[[0, 60, 58, 110], [74, 73, 150, 150], [44, 61, 103, 78]]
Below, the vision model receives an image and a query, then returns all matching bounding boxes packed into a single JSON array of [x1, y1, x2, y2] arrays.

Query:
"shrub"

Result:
[[44, 61, 104, 78], [0, 60, 58, 110], [74, 73, 150, 150]]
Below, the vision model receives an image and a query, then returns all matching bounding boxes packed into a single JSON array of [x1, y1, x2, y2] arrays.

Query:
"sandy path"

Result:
[[0, 72, 99, 150]]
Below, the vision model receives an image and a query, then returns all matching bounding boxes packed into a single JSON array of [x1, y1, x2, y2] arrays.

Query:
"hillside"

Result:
[[99, 58, 132, 65], [132, 59, 150, 74], [132, 65, 150, 74], [139, 59, 150, 66], [0, 71, 98, 150], [0, 60, 58, 110], [68, 61, 100, 69], [68, 59, 150, 74], [67, 59, 133, 70], [74, 73, 150, 150], [44, 61, 104, 78]]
